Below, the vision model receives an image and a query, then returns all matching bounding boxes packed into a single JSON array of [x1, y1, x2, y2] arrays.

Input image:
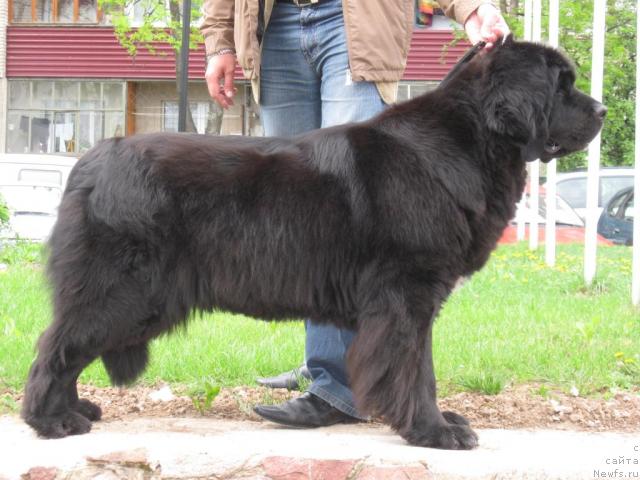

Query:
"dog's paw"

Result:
[[403, 422, 478, 450], [25, 411, 92, 439], [75, 399, 102, 421], [442, 410, 470, 426]]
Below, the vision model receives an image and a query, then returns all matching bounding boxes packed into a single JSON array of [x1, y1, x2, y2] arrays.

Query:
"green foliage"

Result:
[[458, 373, 505, 395], [0, 242, 44, 265], [501, 0, 638, 171], [533, 384, 551, 398], [0, 194, 9, 228], [98, 0, 206, 132], [614, 351, 639, 379], [0, 394, 19, 414], [98, 0, 204, 56], [188, 379, 221, 414]]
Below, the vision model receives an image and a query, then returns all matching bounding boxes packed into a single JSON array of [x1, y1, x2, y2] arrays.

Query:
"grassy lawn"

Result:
[[0, 242, 638, 398]]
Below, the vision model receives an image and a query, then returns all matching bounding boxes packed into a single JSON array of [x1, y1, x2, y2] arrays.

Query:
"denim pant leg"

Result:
[[303, 1, 385, 420], [260, 0, 385, 420], [260, 2, 321, 136]]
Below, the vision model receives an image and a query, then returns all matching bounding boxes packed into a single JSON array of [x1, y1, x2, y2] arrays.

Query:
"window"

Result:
[[19, 169, 63, 185], [9, 0, 100, 23], [623, 194, 635, 222], [396, 82, 439, 102], [557, 178, 587, 209], [558, 174, 634, 210], [6, 80, 126, 154], [600, 176, 634, 208], [606, 190, 628, 218], [162, 101, 226, 135]]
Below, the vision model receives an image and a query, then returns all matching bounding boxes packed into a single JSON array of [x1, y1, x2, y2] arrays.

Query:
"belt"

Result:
[[276, 0, 321, 6]]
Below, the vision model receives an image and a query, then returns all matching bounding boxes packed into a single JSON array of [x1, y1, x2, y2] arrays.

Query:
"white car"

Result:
[[0, 183, 62, 241], [0, 153, 77, 188], [552, 167, 635, 220], [514, 193, 585, 227], [0, 153, 77, 241]]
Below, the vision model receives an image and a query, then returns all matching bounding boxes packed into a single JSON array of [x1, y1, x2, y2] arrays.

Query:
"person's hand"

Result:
[[464, 4, 510, 50], [205, 53, 237, 109]]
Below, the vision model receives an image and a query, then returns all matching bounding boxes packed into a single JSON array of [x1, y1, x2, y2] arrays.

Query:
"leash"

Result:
[[437, 41, 486, 89]]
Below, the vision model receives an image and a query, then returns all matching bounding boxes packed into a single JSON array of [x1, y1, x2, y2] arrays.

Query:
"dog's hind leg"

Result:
[[347, 276, 477, 450], [67, 373, 102, 421], [68, 342, 150, 420], [22, 325, 98, 439], [21, 291, 135, 437], [22, 304, 160, 438]]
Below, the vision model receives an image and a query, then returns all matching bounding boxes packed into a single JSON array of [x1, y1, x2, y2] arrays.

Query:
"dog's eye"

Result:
[[556, 78, 573, 97], [557, 71, 575, 92]]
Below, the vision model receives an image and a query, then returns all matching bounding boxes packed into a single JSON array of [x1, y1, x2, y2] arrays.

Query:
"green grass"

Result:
[[434, 244, 639, 395], [0, 242, 638, 397], [457, 373, 505, 395]]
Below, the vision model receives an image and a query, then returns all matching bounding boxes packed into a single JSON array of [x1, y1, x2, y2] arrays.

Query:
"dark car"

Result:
[[597, 186, 634, 245]]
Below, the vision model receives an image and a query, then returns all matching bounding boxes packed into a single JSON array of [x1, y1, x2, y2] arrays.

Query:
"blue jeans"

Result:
[[260, 0, 385, 419]]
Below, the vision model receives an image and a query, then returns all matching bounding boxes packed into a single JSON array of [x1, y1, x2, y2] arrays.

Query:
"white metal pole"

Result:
[[548, 0, 560, 46], [584, 0, 606, 285], [632, 0, 640, 306], [516, 200, 527, 240], [529, 0, 542, 250], [545, 0, 560, 266], [529, 161, 540, 250], [517, 0, 534, 242], [524, 0, 533, 41], [532, 0, 542, 41]]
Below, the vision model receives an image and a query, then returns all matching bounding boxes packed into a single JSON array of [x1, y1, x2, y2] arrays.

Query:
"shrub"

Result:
[[0, 193, 8, 227]]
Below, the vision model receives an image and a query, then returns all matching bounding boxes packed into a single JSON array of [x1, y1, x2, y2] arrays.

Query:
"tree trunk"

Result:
[[174, 56, 198, 133], [170, 0, 197, 133]]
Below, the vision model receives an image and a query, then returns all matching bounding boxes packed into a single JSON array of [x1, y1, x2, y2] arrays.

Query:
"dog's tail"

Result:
[[101, 343, 149, 386]]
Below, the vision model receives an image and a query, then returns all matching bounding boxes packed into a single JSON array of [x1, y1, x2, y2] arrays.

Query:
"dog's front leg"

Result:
[[347, 277, 478, 450]]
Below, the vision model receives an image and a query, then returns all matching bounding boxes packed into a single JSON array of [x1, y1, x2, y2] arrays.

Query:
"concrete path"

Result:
[[1, 415, 638, 479]]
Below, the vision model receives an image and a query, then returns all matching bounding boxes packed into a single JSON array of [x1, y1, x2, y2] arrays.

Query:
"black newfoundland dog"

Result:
[[23, 38, 605, 449]]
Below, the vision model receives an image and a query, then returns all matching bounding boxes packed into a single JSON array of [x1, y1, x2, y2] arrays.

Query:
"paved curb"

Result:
[[1, 415, 638, 479]]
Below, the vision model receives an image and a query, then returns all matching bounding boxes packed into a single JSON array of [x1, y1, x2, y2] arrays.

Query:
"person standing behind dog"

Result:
[[202, 0, 509, 429]]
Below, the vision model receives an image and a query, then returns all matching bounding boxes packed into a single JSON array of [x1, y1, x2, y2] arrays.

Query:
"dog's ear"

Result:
[[482, 44, 554, 161], [499, 33, 516, 47]]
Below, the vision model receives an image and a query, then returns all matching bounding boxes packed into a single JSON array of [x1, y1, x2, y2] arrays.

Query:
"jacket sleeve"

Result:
[[200, 0, 235, 57], [436, 0, 498, 26]]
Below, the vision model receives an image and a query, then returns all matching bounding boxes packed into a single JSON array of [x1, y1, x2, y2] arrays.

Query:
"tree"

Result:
[[501, 0, 637, 171], [98, 0, 220, 133]]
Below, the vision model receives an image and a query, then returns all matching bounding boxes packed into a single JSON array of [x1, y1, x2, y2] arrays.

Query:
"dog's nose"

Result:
[[594, 103, 607, 119]]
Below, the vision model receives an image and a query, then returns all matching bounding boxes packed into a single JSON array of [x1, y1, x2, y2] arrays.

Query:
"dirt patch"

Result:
[[10, 384, 638, 432], [438, 386, 640, 431]]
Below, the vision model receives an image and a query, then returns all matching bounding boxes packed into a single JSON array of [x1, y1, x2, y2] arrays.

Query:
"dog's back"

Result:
[[53, 133, 364, 329]]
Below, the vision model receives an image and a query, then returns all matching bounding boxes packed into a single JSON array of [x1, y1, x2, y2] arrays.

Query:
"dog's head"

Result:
[[478, 36, 606, 163]]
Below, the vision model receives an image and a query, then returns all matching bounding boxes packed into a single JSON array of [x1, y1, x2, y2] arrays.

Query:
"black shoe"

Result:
[[256, 365, 312, 390], [253, 392, 361, 428]]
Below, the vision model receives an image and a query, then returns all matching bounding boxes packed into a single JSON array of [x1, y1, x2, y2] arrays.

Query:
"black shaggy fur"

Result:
[[23, 38, 604, 448]]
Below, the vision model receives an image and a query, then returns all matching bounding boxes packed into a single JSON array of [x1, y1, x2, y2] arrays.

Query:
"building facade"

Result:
[[1, 0, 8, 153], [4, 0, 469, 156]]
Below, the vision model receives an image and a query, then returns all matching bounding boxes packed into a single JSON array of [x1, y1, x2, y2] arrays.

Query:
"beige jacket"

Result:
[[200, 0, 494, 103]]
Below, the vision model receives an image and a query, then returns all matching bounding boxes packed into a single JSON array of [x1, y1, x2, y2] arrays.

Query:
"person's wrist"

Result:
[[465, 2, 497, 25], [212, 48, 236, 57], [206, 48, 236, 63]]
